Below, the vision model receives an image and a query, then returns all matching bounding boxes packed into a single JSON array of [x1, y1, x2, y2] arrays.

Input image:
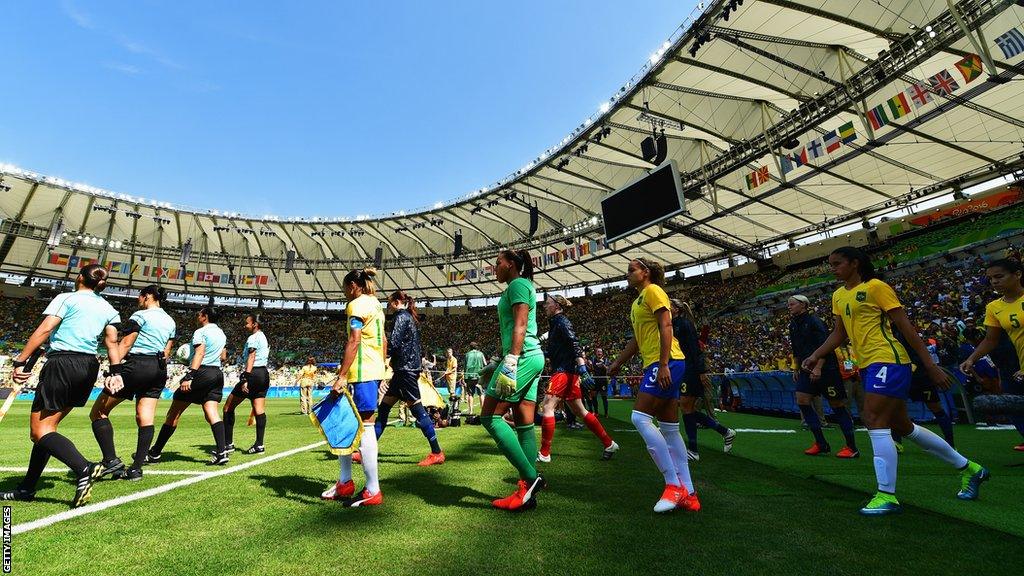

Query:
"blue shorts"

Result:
[[639, 360, 686, 399], [862, 363, 912, 399], [351, 380, 379, 413]]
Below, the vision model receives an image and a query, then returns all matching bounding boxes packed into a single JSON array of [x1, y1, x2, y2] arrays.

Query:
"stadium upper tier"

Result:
[[2, 0, 1024, 301]]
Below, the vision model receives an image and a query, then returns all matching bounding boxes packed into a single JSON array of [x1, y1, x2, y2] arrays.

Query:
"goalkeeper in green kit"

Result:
[[480, 249, 546, 512]]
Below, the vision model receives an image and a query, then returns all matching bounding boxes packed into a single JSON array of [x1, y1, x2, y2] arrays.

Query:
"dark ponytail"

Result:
[[500, 249, 534, 280], [140, 284, 166, 305], [246, 313, 263, 329], [831, 246, 877, 281], [389, 290, 419, 323], [79, 264, 108, 292], [343, 267, 378, 295], [633, 257, 666, 286]]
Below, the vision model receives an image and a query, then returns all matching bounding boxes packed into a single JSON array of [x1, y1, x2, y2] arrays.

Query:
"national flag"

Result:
[[780, 154, 795, 175], [838, 120, 856, 144], [806, 138, 825, 160], [867, 104, 889, 130], [954, 53, 983, 83], [905, 82, 933, 108], [994, 27, 1024, 59], [886, 92, 912, 119], [929, 69, 960, 96], [823, 130, 840, 153], [790, 147, 808, 167], [745, 172, 757, 190], [744, 166, 769, 190], [131, 263, 140, 276]]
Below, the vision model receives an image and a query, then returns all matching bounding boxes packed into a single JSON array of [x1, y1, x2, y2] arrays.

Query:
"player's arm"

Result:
[[961, 325, 1002, 373], [11, 315, 61, 384], [888, 307, 948, 389], [163, 338, 176, 360], [334, 319, 364, 393], [802, 316, 847, 372], [245, 349, 256, 373], [609, 337, 638, 376], [510, 303, 528, 355], [654, 307, 674, 389], [104, 325, 125, 366], [118, 332, 140, 357]]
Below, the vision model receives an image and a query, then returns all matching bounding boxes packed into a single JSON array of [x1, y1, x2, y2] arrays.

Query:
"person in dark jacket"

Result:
[[788, 294, 858, 458], [374, 290, 444, 466], [670, 299, 735, 461], [537, 295, 618, 462]]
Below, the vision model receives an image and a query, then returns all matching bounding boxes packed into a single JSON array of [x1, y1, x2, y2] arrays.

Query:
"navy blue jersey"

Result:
[[388, 309, 422, 373], [789, 312, 837, 369], [672, 316, 706, 377], [546, 313, 582, 373]]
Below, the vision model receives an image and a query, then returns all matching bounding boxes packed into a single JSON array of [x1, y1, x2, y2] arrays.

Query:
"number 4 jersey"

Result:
[[984, 294, 1024, 367], [831, 278, 910, 368]]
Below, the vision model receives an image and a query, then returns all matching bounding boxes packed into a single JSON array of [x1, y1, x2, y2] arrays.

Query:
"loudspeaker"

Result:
[[453, 231, 463, 257], [641, 136, 657, 163], [653, 133, 668, 165], [528, 205, 539, 237], [285, 249, 295, 272], [373, 246, 383, 269]]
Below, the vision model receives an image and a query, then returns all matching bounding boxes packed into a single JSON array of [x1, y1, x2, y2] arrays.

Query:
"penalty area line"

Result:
[[11, 440, 326, 535]]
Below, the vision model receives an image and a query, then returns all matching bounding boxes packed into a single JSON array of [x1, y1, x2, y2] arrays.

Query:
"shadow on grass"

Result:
[[388, 469, 494, 510], [250, 473, 326, 503]]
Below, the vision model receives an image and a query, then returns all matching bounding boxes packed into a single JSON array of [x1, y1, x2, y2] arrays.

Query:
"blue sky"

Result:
[[1, 1, 695, 218]]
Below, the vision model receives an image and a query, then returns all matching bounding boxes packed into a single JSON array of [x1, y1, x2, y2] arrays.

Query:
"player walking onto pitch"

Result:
[[609, 258, 698, 513], [670, 298, 735, 461], [1, 264, 123, 506], [298, 357, 318, 415], [223, 314, 271, 455], [88, 284, 176, 482], [320, 268, 387, 506], [537, 294, 618, 462], [961, 258, 1024, 451], [146, 306, 230, 466], [374, 290, 444, 466], [803, 247, 988, 515], [464, 342, 485, 415], [480, 250, 546, 512], [786, 294, 858, 458]]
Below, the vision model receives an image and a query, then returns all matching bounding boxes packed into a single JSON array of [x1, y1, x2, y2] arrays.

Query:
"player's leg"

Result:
[[796, 384, 830, 455], [342, 381, 383, 506], [89, 392, 127, 475], [2, 407, 83, 502], [680, 395, 702, 461], [122, 396, 160, 479], [202, 399, 228, 465], [481, 362, 544, 510], [148, 399, 191, 461], [222, 393, 244, 453], [567, 397, 617, 458], [860, 391, 905, 514], [924, 396, 955, 447], [824, 374, 858, 457], [538, 377, 561, 461], [898, 397, 988, 500], [1000, 373, 1024, 449], [375, 396, 398, 438], [245, 396, 267, 453], [407, 398, 443, 465]]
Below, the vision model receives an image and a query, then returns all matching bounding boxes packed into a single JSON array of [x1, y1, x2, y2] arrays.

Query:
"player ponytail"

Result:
[[389, 290, 419, 323], [343, 267, 378, 295], [499, 249, 534, 280], [140, 284, 167, 305], [79, 263, 108, 293], [246, 313, 263, 330], [830, 246, 877, 282]]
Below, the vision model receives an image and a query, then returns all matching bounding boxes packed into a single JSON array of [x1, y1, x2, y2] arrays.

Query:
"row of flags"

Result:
[[46, 252, 273, 286], [744, 51, 991, 190], [446, 237, 609, 282]]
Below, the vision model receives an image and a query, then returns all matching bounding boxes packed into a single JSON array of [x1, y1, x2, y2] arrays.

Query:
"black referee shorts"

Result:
[[385, 370, 421, 403], [114, 354, 167, 401], [173, 366, 224, 405], [31, 352, 100, 412], [230, 366, 270, 399]]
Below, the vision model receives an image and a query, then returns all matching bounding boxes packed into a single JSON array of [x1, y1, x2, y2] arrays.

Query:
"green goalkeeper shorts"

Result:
[[485, 351, 544, 403]]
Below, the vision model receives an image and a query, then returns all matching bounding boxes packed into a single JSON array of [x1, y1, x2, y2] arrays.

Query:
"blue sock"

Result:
[[693, 412, 728, 435], [932, 409, 955, 448], [410, 404, 441, 454], [375, 403, 394, 439], [682, 412, 699, 450], [833, 406, 857, 450], [798, 404, 829, 449]]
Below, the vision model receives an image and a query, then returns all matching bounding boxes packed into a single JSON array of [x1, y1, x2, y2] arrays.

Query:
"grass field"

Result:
[[1, 398, 1022, 576]]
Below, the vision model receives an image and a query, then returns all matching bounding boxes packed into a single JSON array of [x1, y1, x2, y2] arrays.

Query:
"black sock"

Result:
[[37, 432, 89, 476], [18, 441, 52, 492], [601, 395, 609, 416], [211, 421, 226, 454], [91, 419, 117, 462], [254, 413, 266, 446], [151, 424, 176, 454], [133, 425, 154, 469], [223, 410, 235, 445]]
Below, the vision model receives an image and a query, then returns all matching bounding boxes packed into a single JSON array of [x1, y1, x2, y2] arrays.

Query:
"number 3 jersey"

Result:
[[983, 294, 1024, 366], [831, 278, 909, 367]]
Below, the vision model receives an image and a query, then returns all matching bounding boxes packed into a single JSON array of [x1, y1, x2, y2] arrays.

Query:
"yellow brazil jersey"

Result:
[[445, 356, 457, 385], [630, 283, 685, 368], [831, 278, 909, 367], [298, 365, 317, 386], [984, 294, 1024, 366], [346, 294, 386, 383]]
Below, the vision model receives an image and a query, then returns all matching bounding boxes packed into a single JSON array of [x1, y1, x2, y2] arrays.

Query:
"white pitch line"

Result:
[[0, 466, 205, 476], [12, 440, 326, 535]]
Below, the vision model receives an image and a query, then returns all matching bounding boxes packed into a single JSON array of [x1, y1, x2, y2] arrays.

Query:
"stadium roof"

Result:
[[3, 0, 1024, 301]]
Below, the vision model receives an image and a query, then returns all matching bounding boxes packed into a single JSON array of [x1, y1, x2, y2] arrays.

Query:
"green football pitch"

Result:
[[1, 398, 1021, 576]]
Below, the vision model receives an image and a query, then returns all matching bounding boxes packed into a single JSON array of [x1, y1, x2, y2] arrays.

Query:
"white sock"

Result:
[[906, 423, 968, 469], [338, 453, 352, 484], [868, 429, 898, 494], [631, 410, 676, 485], [360, 423, 380, 495], [659, 421, 695, 493]]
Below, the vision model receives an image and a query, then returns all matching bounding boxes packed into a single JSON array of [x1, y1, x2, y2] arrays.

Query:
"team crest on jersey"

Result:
[[856, 291, 866, 302]]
